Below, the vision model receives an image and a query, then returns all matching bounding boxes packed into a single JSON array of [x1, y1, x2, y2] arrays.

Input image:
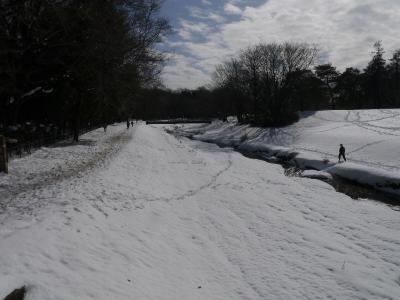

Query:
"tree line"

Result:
[[1, 2, 399, 138], [146, 41, 400, 126], [0, 0, 170, 140]]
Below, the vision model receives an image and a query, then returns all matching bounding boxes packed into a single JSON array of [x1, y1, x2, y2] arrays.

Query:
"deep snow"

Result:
[[179, 109, 400, 197], [0, 122, 399, 299]]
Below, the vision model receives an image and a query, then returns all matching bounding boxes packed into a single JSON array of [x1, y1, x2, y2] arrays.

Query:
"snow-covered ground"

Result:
[[1, 122, 399, 299], [179, 109, 400, 197]]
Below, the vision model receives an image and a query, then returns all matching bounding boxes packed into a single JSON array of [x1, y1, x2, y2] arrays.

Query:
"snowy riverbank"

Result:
[[179, 109, 400, 197]]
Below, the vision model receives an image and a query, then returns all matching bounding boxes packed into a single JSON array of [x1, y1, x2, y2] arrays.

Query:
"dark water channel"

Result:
[[173, 130, 399, 211], [241, 151, 400, 211]]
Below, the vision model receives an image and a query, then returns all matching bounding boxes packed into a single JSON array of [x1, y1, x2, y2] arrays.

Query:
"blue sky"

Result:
[[160, 0, 400, 90]]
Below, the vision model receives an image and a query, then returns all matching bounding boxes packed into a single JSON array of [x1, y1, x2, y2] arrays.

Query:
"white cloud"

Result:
[[224, 3, 242, 15], [188, 6, 225, 23], [201, 0, 212, 5], [207, 12, 225, 23], [162, 53, 212, 89], [178, 20, 211, 40], [163, 0, 400, 89]]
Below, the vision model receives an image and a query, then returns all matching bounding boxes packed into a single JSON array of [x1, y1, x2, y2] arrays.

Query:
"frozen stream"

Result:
[[175, 126, 399, 209], [244, 151, 400, 209]]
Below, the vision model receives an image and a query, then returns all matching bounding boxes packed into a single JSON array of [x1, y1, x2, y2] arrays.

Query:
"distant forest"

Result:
[[146, 41, 400, 126], [1, 0, 400, 143]]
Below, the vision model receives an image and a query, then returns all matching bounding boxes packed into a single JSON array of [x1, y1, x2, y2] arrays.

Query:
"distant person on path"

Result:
[[127, 120, 130, 129], [103, 124, 107, 133], [338, 144, 346, 162], [131, 121, 134, 127]]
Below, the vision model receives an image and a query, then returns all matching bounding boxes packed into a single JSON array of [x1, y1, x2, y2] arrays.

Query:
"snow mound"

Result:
[[301, 170, 333, 181]]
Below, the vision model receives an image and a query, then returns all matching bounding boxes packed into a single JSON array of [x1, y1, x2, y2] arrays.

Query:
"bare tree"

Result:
[[213, 42, 318, 125], [239, 46, 264, 122], [252, 42, 317, 124], [0, 0, 171, 141], [214, 58, 246, 121]]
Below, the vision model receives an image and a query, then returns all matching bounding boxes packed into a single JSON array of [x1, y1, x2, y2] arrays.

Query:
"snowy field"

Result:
[[179, 109, 400, 197], [1, 122, 400, 299]]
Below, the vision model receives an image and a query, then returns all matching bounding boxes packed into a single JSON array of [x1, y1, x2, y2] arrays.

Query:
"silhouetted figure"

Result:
[[127, 120, 130, 129], [338, 144, 346, 162], [131, 121, 134, 127], [103, 124, 107, 133]]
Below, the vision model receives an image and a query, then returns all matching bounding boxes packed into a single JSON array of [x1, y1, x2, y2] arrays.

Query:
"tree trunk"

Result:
[[72, 96, 82, 142], [73, 119, 80, 142]]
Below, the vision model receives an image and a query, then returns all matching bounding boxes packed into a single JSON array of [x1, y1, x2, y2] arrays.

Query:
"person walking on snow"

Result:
[[338, 144, 346, 162]]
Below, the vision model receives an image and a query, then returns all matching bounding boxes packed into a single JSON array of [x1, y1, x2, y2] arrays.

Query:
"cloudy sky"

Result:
[[160, 0, 400, 90]]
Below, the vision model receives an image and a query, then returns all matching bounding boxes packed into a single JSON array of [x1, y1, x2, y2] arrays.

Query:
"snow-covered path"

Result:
[[0, 124, 131, 215], [1, 124, 399, 299]]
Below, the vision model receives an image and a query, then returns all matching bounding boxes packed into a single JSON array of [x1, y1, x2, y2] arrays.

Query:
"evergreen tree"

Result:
[[387, 49, 400, 106], [336, 68, 363, 109], [314, 64, 339, 109], [288, 70, 329, 111], [364, 41, 386, 108]]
